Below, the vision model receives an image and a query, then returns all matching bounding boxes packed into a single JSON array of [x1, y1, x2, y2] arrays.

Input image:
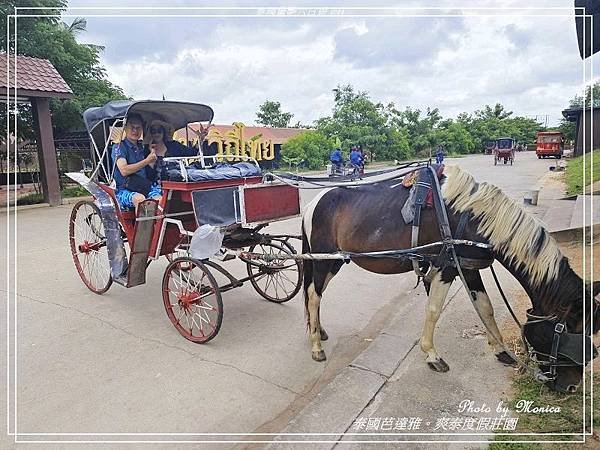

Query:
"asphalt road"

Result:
[[1, 151, 554, 447]]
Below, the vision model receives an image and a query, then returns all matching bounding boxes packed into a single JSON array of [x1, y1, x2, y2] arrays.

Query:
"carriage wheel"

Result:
[[162, 257, 223, 343], [246, 241, 303, 303], [69, 200, 113, 294]]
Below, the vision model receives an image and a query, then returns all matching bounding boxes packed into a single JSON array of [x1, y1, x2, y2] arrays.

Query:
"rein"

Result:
[[265, 160, 430, 189]]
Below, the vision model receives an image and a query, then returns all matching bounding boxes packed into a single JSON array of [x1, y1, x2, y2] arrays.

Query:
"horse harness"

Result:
[[408, 165, 493, 276]]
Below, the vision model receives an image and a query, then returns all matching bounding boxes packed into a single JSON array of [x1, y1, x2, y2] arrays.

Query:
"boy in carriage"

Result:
[[112, 113, 162, 210]]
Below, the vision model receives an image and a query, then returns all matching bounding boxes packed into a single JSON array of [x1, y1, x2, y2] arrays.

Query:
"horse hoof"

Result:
[[427, 358, 450, 372], [312, 350, 327, 362], [320, 328, 329, 341], [496, 351, 518, 366]]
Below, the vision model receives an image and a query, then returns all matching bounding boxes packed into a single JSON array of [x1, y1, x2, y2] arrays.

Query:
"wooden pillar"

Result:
[[31, 97, 61, 206]]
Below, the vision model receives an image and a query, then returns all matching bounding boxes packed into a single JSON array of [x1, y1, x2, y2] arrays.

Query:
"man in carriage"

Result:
[[112, 113, 162, 210]]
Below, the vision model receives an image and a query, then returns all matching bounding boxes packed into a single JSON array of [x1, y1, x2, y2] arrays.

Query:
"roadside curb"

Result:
[[269, 284, 462, 447], [549, 225, 600, 243]]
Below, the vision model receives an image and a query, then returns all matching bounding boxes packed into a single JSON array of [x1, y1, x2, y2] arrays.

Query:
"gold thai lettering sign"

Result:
[[206, 122, 275, 162]]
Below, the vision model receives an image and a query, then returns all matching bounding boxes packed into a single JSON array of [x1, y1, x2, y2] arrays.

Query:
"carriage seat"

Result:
[[97, 183, 136, 220]]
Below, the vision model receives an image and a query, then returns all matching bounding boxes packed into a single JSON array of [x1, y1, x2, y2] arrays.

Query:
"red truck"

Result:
[[536, 131, 564, 159]]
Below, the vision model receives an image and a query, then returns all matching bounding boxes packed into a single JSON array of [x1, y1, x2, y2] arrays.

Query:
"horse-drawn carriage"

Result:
[[68, 100, 303, 343], [493, 137, 516, 165], [326, 161, 362, 180], [67, 101, 598, 393], [483, 140, 495, 155]]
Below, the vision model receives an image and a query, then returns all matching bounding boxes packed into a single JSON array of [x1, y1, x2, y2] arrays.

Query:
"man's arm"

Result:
[[116, 152, 157, 177]]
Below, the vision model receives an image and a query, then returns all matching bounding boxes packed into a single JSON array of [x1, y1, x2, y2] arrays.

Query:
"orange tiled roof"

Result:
[[0, 53, 73, 97]]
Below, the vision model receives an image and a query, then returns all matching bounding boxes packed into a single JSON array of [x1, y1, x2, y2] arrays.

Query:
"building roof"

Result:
[[562, 106, 600, 122], [0, 53, 73, 99], [176, 123, 307, 145]]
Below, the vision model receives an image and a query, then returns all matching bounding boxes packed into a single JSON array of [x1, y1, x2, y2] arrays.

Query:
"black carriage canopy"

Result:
[[83, 100, 214, 132], [497, 138, 514, 149], [83, 100, 214, 147]]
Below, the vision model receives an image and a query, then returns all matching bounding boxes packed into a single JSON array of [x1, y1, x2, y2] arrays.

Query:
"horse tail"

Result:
[[301, 222, 313, 330]]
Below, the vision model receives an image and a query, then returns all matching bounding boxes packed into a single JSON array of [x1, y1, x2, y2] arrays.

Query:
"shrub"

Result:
[[281, 130, 334, 170]]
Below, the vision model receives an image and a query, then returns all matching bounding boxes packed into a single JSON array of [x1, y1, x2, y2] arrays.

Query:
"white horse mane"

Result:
[[442, 165, 563, 289]]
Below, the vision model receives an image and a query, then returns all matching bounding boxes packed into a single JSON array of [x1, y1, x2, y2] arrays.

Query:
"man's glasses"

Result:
[[127, 124, 143, 132], [150, 127, 164, 134]]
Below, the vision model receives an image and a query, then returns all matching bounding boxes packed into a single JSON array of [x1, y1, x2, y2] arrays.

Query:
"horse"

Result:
[[301, 165, 600, 393]]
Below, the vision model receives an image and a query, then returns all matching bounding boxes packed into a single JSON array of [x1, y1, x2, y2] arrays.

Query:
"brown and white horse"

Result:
[[301, 165, 599, 393]]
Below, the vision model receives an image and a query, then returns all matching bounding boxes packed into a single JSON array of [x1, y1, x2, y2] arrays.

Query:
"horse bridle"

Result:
[[521, 303, 599, 382]]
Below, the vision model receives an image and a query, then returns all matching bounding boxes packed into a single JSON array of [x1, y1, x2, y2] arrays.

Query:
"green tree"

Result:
[[280, 130, 333, 169], [389, 106, 441, 155], [256, 100, 294, 127], [435, 121, 475, 154], [0, 1, 127, 137], [316, 85, 393, 157], [568, 81, 600, 108], [474, 103, 513, 120]]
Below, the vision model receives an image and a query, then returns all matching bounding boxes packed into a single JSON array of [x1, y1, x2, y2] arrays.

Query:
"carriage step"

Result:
[[126, 200, 158, 288]]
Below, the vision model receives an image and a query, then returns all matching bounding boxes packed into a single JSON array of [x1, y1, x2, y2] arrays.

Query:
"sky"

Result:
[[62, 0, 600, 127]]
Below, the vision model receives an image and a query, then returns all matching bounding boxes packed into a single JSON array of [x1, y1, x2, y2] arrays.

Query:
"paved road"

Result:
[[1, 151, 554, 447]]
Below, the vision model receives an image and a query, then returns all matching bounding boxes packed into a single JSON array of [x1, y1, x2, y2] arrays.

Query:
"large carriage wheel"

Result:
[[246, 241, 303, 303], [69, 200, 113, 294], [162, 257, 223, 343]]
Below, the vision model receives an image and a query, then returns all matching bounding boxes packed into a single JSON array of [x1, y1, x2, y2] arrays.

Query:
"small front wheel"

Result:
[[162, 257, 223, 343], [246, 241, 303, 303]]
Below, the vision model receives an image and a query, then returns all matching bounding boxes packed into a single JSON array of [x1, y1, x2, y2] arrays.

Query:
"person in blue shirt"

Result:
[[349, 146, 364, 167], [330, 148, 343, 170], [112, 113, 162, 210], [435, 145, 445, 164]]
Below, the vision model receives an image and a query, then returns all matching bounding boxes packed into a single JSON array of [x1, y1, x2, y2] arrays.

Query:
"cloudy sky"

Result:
[[62, 0, 600, 126]]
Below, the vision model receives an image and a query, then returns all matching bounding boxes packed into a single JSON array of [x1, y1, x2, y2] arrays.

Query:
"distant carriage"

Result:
[[493, 137, 515, 165]]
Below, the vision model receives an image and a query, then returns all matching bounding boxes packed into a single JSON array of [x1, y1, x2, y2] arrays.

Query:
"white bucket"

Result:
[[326, 164, 332, 175]]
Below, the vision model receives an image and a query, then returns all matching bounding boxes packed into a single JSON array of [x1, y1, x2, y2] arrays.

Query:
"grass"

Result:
[[15, 185, 90, 206], [489, 359, 599, 449], [61, 185, 89, 198], [564, 149, 600, 195], [16, 192, 44, 205]]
